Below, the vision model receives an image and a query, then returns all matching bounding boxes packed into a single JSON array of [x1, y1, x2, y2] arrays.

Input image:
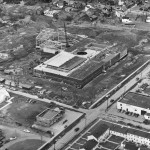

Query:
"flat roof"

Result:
[[69, 61, 104, 80], [92, 52, 105, 62], [81, 139, 98, 150], [44, 51, 75, 67], [34, 64, 70, 76], [140, 146, 150, 150], [91, 124, 109, 139], [119, 92, 150, 109], [101, 141, 118, 150], [124, 142, 138, 150], [60, 56, 86, 71], [38, 108, 59, 120], [111, 125, 128, 134], [102, 53, 118, 62]]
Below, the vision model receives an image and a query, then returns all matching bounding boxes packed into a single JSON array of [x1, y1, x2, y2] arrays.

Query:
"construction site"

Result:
[[1, 0, 150, 150], [0, 0, 149, 109]]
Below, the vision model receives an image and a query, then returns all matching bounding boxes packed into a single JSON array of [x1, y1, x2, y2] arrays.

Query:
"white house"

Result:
[[127, 129, 150, 146], [110, 122, 150, 147]]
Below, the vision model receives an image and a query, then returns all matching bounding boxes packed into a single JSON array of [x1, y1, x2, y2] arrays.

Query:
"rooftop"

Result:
[[91, 124, 109, 139], [124, 142, 138, 150], [102, 53, 119, 63], [100, 141, 118, 150], [69, 60, 104, 80], [111, 125, 128, 134], [37, 108, 61, 120], [119, 92, 150, 110], [80, 139, 98, 150], [44, 51, 75, 68], [59, 56, 86, 71], [140, 146, 150, 150]]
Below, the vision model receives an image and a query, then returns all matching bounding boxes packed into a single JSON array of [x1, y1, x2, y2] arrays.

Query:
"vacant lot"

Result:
[[8, 139, 45, 150], [2, 94, 49, 127]]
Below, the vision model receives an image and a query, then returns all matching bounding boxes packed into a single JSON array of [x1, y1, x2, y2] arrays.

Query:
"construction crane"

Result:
[[63, 21, 70, 48]]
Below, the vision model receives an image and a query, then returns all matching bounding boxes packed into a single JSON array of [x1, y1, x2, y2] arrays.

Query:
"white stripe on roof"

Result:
[[44, 51, 75, 67]]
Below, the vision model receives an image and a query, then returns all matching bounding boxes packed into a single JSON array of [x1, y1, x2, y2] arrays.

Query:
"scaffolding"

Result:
[[36, 28, 80, 52], [36, 28, 56, 48]]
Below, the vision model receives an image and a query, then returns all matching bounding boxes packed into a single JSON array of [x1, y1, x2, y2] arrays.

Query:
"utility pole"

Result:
[[84, 115, 87, 127], [106, 98, 108, 112], [53, 139, 57, 150]]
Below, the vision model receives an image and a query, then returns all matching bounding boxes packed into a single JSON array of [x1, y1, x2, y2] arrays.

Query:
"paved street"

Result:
[[1, 61, 150, 150], [44, 60, 150, 150], [0, 125, 50, 150]]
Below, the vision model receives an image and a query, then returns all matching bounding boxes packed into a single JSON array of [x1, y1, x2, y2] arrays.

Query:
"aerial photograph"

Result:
[[1, 0, 150, 150]]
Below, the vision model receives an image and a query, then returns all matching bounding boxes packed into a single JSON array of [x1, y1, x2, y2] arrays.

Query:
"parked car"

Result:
[[136, 125, 142, 129], [23, 129, 30, 133], [9, 137, 17, 141], [117, 109, 122, 112], [110, 99, 114, 103], [125, 111, 130, 115], [143, 119, 149, 125], [62, 120, 68, 124], [47, 130, 54, 136], [134, 114, 139, 117], [26, 98, 30, 103], [72, 105, 79, 109], [127, 123, 134, 127], [128, 112, 133, 116], [10, 87, 16, 91]]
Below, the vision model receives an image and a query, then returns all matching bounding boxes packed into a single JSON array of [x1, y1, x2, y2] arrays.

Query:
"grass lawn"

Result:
[[4, 94, 49, 127], [9, 139, 45, 150], [7, 101, 48, 127]]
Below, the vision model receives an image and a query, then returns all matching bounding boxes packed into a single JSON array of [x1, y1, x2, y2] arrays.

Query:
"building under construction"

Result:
[[36, 28, 80, 54], [34, 42, 128, 88]]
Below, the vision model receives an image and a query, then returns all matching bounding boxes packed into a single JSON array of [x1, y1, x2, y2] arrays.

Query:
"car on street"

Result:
[[23, 129, 30, 133], [74, 127, 80, 132]]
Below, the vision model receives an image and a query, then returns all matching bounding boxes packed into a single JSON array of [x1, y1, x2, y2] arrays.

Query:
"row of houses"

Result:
[[80, 122, 150, 150]]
